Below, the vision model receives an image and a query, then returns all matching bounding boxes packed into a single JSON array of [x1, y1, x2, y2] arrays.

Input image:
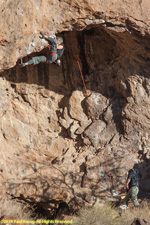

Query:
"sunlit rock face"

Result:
[[0, 0, 150, 71], [0, 0, 150, 213]]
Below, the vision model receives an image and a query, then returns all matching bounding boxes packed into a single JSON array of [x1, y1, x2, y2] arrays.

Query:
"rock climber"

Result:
[[120, 165, 141, 209], [19, 32, 64, 67]]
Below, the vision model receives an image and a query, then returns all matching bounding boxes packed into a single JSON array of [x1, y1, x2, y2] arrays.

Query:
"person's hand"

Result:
[[126, 185, 129, 191], [39, 32, 45, 39]]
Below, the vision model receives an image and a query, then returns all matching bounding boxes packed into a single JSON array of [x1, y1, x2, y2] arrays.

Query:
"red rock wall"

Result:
[[0, 0, 150, 71]]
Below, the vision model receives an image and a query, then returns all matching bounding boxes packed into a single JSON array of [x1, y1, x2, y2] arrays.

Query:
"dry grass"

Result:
[[73, 203, 121, 225], [73, 201, 150, 225], [0, 197, 34, 220], [121, 201, 150, 225]]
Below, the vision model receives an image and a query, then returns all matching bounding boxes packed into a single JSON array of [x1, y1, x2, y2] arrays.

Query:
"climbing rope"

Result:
[[77, 60, 113, 187]]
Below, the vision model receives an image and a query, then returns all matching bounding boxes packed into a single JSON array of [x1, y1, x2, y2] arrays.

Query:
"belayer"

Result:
[[120, 165, 141, 209], [19, 32, 64, 67]]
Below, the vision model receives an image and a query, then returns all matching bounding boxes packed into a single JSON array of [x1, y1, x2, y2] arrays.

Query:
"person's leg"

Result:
[[19, 56, 46, 67], [122, 189, 131, 206], [19, 59, 34, 67], [32, 56, 46, 65], [54, 58, 61, 66], [131, 186, 140, 207], [47, 54, 57, 64], [26, 59, 34, 65]]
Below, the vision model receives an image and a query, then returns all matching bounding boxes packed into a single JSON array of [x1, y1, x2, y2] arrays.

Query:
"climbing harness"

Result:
[[77, 60, 114, 191], [46, 51, 57, 63]]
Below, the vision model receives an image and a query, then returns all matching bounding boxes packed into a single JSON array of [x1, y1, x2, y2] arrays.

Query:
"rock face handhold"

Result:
[[58, 89, 92, 139], [84, 120, 106, 148]]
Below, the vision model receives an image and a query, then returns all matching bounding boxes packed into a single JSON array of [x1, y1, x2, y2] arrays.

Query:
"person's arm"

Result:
[[39, 32, 55, 44], [126, 178, 131, 190], [44, 35, 48, 40], [46, 35, 56, 44], [57, 45, 63, 50]]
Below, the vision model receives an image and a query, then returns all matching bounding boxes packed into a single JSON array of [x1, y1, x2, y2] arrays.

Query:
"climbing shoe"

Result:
[[119, 204, 128, 210], [53, 59, 60, 66], [56, 59, 61, 66], [19, 63, 26, 67]]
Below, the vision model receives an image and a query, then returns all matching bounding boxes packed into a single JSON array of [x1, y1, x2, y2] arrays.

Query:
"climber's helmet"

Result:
[[56, 36, 63, 45]]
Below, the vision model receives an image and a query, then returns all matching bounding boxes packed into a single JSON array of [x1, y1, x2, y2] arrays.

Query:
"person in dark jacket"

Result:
[[19, 32, 64, 67], [122, 166, 141, 208]]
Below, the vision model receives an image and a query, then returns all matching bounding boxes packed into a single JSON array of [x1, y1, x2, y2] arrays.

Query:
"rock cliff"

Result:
[[0, 0, 150, 215]]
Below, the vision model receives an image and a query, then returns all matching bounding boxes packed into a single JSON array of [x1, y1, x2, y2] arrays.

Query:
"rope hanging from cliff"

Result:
[[77, 60, 113, 187]]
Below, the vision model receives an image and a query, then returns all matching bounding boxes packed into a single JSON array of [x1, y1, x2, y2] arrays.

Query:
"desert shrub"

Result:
[[73, 201, 150, 225], [73, 203, 121, 225], [121, 201, 150, 225]]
